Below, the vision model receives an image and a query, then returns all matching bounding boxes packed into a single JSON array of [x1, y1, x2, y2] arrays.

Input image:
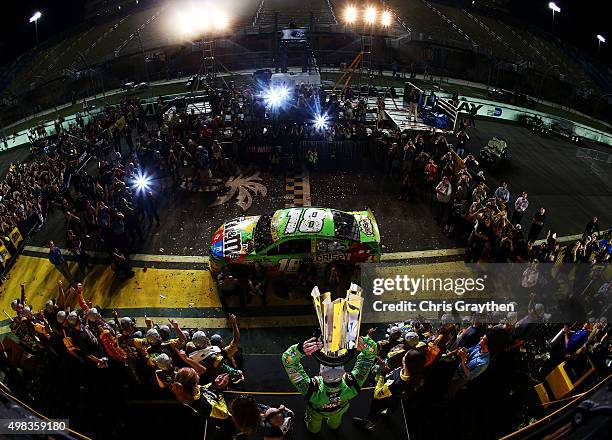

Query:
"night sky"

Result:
[[0, 0, 609, 68]]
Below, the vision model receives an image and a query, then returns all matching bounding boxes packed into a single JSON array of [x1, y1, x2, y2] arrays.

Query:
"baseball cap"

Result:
[[86, 308, 99, 321], [404, 331, 419, 348], [154, 353, 173, 371], [158, 325, 171, 341], [10, 300, 19, 311], [119, 317, 133, 330], [67, 311, 79, 325], [57, 310, 66, 324], [210, 334, 223, 347], [192, 331, 208, 348], [146, 328, 162, 345], [319, 365, 345, 384], [45, 300, 54, 313]]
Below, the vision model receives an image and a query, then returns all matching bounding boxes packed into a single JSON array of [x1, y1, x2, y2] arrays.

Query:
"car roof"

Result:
[[269, 207, 380, 244]]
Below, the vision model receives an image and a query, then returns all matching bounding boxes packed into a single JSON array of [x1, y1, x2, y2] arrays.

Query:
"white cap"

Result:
[[192, 330, 208, 348], [154, 353, 173, 371], [404, 331, 419, 348], [146, 329, 162, 345], [67, 311, 79, 325], [86, 308, 99, 321]]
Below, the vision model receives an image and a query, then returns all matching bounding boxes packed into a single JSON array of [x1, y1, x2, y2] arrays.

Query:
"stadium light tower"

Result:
[[548, 2, 560, 34], [29, 11, 42, 44], [597, 34, 606, 61]]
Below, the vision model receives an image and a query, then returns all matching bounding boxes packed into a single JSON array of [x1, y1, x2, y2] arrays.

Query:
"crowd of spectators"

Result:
[[373, 121, 611, 266], [0, 77, 611, 439], [3, 274, 610, 438]]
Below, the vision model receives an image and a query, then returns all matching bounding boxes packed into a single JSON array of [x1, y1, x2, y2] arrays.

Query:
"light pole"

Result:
[[548, 2, 560, 35], [597, 34, 606, 62], [29, 11, 42, 44], [538, 63, 559, 102], [343, 6, 393, 85]]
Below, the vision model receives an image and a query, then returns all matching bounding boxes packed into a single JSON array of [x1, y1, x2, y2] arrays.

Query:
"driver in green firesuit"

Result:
[[282, 335, 378, 434]]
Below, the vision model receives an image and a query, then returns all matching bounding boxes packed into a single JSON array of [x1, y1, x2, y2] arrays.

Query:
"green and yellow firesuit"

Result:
[[282, 337, 378, 433]]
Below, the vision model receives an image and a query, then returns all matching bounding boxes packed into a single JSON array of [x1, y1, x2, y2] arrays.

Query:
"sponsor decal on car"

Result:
[[359, 218, 374, 236]]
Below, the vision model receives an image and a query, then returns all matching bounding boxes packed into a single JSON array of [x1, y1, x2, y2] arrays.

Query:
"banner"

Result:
[[9, 227, 23, 248], [0, 243, 11, 267]]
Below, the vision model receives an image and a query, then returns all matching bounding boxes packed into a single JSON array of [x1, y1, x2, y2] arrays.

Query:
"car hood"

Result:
[[210, 216, 259, 261]]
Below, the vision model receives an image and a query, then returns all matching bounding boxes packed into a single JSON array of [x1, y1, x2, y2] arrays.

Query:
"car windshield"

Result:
[[332, 210, 360, 241], [253, 213, 274, 252]]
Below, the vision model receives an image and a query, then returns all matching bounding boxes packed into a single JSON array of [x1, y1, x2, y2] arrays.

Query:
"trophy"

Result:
[[310, 283, 364, 366]]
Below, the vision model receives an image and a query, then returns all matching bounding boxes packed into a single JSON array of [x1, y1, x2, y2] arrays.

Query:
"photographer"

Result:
[[353, 349, 426, 430]]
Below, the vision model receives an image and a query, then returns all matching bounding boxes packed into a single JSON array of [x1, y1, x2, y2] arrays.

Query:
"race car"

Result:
[[209, 207, 381, 275]]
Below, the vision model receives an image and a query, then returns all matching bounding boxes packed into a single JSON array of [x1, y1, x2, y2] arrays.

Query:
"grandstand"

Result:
[[257, 0, 338, 30], [1, 0, 611, 128]]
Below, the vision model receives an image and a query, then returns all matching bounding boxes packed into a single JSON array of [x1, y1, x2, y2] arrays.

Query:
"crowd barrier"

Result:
[[298, 140, 372, 159], [0, 219, 37, 282]]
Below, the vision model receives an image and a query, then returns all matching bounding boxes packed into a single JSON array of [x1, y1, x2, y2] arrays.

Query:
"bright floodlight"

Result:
[[314, 113, 328, 130], [214, 11, 229, 31], [133, 172, 151, 193], [176, 12, 194, 35], [345, 6, 357, 24], [597, 34, 606, 43], [29, 11, 42, 23], [381, 10, 392, 27], [365, 7, 377, 24], [264, 86, 290, 109], [548, 2, 560, 13]]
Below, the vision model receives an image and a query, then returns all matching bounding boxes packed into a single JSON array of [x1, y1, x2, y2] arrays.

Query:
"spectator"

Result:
[[170, 368, 233, 431], [435, 176, 452, 224], [443, 333, 492, 403], [230, 395, 294, 439], [528, 207, 546, 242], [48, 240, 72, 282], [511, 192, 529, 226], [353, 349, 426, 430], [584, 216, 600, 239], [494, 181, 510, 205]]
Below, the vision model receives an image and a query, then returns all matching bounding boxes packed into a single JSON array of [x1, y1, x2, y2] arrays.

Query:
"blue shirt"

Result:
[[48, 246, 64, 266], [456, 343, 490, 381], [566, 328, 589, 353]]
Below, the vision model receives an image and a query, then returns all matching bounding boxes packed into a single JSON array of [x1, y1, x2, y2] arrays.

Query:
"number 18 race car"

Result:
[[210, 207, 381, 275]]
